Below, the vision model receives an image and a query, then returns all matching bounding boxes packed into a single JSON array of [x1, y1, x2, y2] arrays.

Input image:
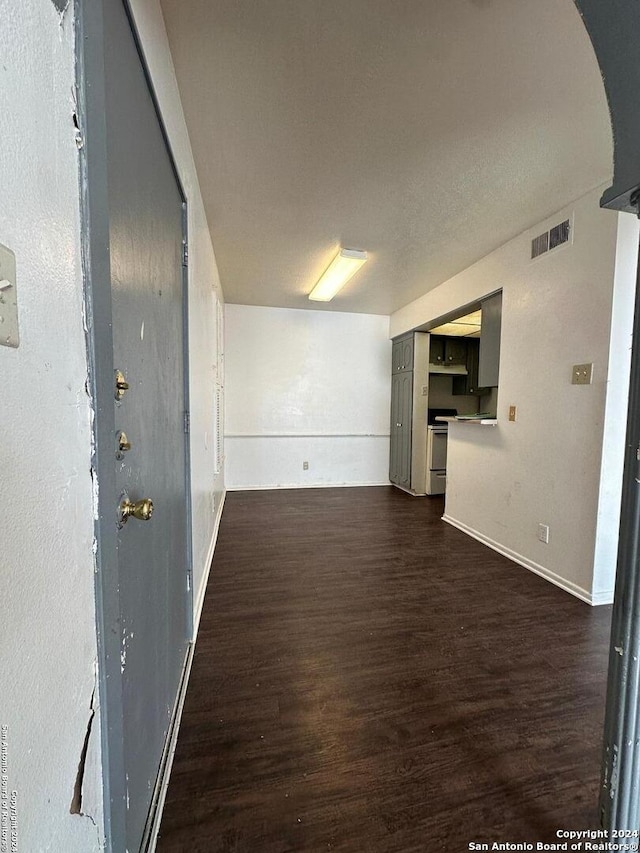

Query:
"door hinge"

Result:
[[182, 242, 189, 267], [183, 411, 190, 434]]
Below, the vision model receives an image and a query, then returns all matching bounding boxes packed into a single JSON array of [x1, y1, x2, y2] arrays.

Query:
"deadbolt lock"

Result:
[[116, 431, 132, 460], [119, 497, 154, 524], [115, 369, 129, 401]]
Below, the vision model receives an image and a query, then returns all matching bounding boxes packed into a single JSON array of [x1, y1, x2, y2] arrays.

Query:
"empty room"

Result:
[[5, 1, 640, 852]]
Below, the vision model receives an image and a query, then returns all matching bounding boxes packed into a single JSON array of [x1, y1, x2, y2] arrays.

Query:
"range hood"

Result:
[[428, 363, 468, 375]]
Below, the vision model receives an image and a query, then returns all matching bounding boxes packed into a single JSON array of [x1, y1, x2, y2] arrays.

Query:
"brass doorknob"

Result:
[[116, 431, 132, 459], [115, 369, 130, 401], [120, 497, 154, 523]]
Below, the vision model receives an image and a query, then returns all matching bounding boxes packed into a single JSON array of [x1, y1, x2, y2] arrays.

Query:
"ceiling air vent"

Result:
[[531, 231, 549, 259], [549, 218, 571, 250]]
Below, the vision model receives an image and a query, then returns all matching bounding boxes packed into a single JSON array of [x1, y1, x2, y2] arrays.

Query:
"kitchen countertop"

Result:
[[435, 416, 498, 425]]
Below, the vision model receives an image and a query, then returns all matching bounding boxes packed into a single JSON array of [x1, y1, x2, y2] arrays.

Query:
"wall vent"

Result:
[[531, 231, 549, 259], [549, 219, 571, 250], [531, 217, 572, 260]]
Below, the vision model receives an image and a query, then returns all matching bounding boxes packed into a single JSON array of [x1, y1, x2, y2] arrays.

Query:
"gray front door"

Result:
[[80, 2, 191, 850], [107, 3, 189, 848]]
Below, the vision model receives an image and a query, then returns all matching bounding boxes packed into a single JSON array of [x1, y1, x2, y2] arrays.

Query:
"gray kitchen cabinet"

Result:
[[430, 335, 467, 366], [392, 334, 414, 373], [390, 331, 429, 493], [478, 291, 502, 388], [452, 338, 488, 396], [429, 335, 445, 365], [444, 337, 467, 365], [390, 371, 413, 488]]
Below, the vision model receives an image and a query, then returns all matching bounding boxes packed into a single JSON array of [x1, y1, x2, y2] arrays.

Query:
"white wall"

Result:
[[0, 2, 102, 850], [225, 305, 390, 489], [391, 186, 638, 604], [129, 0, 226, 627], [592, 212, 639, 598]]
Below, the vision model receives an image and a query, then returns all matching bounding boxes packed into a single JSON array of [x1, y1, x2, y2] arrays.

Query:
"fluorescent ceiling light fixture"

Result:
[[308, 248, 368, 302]]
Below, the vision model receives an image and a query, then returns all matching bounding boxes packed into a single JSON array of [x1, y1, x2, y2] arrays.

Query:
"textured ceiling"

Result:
[[160, 0, 613, 315]]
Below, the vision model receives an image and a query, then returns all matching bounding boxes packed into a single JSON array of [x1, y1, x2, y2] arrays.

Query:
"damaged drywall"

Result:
[[51, 0, 70, 16], [68, 680, 104, 853], [69, 665, 103, 839], [70, 688, 96, 819], [2, 1, 104, 849]]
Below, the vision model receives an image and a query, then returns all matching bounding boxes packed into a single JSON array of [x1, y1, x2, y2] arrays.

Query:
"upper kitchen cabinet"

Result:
[[429, 335, 468, 367], [392, 334, 414, 373], [478, 291, 502, 387], [443, 337, 467, 365], [429, 335, 445, 365], [452, 338, 488, 396]]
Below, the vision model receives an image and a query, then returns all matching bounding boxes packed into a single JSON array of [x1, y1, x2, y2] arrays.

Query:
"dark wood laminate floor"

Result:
[[158, 486, 612, 853]]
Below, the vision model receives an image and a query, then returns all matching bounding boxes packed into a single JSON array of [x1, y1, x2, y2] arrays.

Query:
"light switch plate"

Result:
[[572, 363, 593, 385], [538, 523, 550, 544], [508, 405, 517, 422], [0, 243, 18, 348]]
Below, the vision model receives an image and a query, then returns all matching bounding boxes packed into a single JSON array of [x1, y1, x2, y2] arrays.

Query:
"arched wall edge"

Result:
[[575, 0, 640, 212]]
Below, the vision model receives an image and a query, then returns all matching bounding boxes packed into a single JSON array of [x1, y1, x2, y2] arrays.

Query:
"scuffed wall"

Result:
[[0, 1, 103, 850]]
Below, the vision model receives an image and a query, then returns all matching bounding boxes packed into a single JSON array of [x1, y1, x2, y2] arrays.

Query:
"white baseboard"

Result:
[[146, 489, 227, 851], [145, 643, 195, 853], [226, 481, 390, 491], [442, 514, 609, 606], [193, 489, 227, 640]]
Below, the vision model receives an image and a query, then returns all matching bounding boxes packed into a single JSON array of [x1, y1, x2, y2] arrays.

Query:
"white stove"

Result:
[[426, 409, 455, 495]]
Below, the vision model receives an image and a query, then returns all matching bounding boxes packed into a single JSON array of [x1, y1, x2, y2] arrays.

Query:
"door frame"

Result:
[[75, 1, 194, 848]]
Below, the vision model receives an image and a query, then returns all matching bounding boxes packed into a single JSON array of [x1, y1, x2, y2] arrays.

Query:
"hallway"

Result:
[[158, 487, 611, 852]]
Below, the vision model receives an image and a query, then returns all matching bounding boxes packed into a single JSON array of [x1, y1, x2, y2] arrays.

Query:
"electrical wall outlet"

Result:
[[421, 385, 428, 396], [572, 363, 593, 385], [538, 523, 550, 544], [303, 461, 309, 470], [508, 405, 517, 422]]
